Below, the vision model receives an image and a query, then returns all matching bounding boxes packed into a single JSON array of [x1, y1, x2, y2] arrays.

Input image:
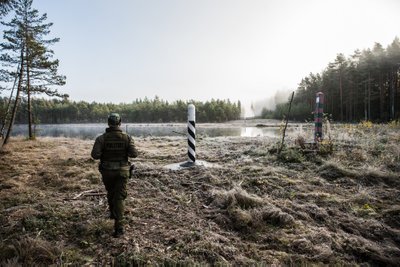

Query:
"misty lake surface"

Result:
[[10, 122, 307, 139]]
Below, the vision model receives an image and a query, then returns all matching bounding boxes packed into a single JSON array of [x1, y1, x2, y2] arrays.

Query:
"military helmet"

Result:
[[108, 113, 121, 126]]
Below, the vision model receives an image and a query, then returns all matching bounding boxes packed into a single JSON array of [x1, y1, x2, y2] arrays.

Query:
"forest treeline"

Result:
[[262, 37, 400, 122], [0, 97, 242, 124]]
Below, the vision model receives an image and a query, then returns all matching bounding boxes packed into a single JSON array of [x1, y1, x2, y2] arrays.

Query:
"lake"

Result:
[[10, 123, 308, 139]]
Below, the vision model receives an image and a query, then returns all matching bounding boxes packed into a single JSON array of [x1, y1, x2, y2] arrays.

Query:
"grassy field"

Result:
[[0, 123, 399, 265]]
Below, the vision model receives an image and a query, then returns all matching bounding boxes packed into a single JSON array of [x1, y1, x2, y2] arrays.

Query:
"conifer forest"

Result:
[[265, 39, 400, 122]]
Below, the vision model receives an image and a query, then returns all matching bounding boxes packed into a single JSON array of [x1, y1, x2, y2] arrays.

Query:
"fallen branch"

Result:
[[82, 192, 107, 197], [4, 204, 34, 212], [69, 189, 105, 200]]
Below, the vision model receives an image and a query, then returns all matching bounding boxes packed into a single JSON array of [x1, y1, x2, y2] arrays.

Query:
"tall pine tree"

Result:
[[0, 0, 16, 17], [0, 0, 66, 143]]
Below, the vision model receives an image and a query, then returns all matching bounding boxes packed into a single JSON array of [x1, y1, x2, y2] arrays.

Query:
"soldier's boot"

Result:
[[113, 221, 124, 238]]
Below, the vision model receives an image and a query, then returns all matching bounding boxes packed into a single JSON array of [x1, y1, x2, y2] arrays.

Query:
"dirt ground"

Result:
[[0, 124, 400, 266]]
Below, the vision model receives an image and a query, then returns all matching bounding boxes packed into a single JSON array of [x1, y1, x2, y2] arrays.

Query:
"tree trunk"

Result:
[[396, 67, 400, 119], [364, 82, 368, 121], [390, 67, 395, 120], [23, 11, 33, 139], [379, 74, 385, 121], [349, 83, 353, 121], [331, 91, 334, 120], [3, 50, 24, 145], [0, 63, 20, 135], [368, 72, 371, 120], [27, 57, 33, 139], [339, 69, 343, 121], [3, 60, 24, 147]]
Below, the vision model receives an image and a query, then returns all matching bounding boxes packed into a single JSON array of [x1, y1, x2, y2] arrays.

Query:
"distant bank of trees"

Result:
[[0, 97, 242, 124], [262, 37, 400, 122]]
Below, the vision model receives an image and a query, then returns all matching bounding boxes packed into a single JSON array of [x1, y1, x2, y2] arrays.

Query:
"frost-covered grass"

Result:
[[0, 124, 399, 265]]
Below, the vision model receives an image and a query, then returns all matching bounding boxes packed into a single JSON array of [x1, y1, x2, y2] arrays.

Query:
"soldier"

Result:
[[91, 113, 138, 237]]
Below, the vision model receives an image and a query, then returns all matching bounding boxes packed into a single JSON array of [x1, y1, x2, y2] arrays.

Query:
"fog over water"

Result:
[[10, 123, 301, 140]]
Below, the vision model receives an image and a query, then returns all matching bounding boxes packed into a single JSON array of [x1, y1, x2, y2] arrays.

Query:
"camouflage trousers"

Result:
[[101, 170, 129, 230]]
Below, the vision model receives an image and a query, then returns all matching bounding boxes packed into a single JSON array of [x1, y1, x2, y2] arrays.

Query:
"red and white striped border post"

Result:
[[314, 92, 324, 142]]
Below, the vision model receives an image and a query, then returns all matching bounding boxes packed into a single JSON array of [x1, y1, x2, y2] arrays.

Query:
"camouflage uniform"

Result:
[[91, 125, 138, 237]]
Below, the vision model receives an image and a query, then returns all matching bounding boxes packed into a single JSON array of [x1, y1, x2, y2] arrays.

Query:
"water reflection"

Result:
[[240, 127, 280, 138], [11, 123, 288, 139]]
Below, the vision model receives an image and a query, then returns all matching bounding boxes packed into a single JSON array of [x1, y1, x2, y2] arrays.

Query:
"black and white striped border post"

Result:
[[187, 104, 196, 163]]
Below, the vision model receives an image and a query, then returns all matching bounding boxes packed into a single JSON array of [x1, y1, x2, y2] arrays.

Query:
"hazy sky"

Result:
[[5, 0, 400, 111]]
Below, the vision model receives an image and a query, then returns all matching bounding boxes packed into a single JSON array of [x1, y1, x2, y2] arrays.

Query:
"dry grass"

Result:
[[0, 125, 400, 265], [0, 237, 61, 265]]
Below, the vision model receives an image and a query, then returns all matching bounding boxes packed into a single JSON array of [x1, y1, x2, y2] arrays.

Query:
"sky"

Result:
[[3, 0, 400, 115]]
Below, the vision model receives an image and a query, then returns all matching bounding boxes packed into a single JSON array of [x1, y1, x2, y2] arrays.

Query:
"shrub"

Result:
[[277, 148, 304, 163]]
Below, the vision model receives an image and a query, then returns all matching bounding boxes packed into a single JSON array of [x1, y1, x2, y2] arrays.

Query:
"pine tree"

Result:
[[0, 1, 25, 145], [22, 0, 67, 138], [0, 0, 66, 143], [0, 0, 16, 17]]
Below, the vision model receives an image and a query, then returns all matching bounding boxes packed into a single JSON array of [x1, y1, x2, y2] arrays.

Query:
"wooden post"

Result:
[[278, 92, 294, 154]]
